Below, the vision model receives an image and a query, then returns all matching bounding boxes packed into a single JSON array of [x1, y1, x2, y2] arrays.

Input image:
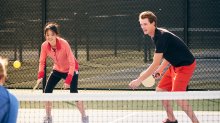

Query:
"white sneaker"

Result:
[[43, 116, 52, 123], [82, 116, 89, 123]]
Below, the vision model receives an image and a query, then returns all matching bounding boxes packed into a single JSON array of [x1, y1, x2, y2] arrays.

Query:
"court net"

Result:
[[14, 91, 220, 123]]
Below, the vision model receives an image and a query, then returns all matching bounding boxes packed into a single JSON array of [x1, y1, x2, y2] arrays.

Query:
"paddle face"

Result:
[[140, 71, 155, 87]]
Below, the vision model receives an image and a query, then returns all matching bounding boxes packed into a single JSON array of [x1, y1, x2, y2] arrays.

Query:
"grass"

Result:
[[6, 49, 148, 89], [4, 49, 220, 90]]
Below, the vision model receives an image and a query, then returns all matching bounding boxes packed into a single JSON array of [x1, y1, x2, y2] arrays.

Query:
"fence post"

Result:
[[114, 16, 118, 57], [143, 35, 147, 63], [73, 13, 78, 59], [85, 13, 90, 61], [41, 0, 47, 92], [143, 35, 152, 63], [184, 0, 189, 46]]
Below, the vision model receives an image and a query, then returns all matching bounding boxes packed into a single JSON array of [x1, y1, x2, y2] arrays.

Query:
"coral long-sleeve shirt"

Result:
[[38, 37, 78, 76]]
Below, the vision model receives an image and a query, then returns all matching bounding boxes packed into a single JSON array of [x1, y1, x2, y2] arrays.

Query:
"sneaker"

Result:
[[43, 116, 52, 123], [163, 118, 178, 123], [82, 116, 89, 123]]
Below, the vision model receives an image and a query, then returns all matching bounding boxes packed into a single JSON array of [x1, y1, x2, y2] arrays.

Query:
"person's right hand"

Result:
[[63, 83, 70, 90], [37, 78, 43, 84], [129, 79, 142, 90], [32, 78, 43, 91]]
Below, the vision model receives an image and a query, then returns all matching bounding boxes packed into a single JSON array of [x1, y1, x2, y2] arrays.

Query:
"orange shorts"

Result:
[[157, 60, 196, 92]]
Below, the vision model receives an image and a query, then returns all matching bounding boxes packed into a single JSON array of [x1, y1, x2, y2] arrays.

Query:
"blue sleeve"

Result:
[[0, 86, 19, 123], [7, 93, 19, 123], [0, 86, 10, 123]]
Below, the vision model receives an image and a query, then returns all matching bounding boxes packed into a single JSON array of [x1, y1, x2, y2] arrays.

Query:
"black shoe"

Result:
[[163, 119, 178, 123]]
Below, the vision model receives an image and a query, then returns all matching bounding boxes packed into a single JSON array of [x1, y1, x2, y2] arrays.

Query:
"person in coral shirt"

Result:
[[37, 22, 88, 123]]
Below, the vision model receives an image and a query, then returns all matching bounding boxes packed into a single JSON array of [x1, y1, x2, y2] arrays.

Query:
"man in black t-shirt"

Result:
[[129, 11, 199, 123]]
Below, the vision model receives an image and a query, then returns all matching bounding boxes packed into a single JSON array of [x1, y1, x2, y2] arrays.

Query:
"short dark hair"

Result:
[[139, 11, 157, 26], [44, 22, 60, 36]]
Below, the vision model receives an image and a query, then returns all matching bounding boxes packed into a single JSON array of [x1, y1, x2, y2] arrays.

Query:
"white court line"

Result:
[[109, 112, 138, 123]]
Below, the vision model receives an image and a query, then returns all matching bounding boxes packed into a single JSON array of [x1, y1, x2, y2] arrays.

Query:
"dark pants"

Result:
[[44, 70, 78, 93]]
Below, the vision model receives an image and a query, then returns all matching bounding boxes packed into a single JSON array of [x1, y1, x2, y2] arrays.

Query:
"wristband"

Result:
[[65, 74, 73, 85]]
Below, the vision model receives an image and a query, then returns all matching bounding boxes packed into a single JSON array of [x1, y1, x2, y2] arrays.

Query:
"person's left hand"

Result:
[[152, 72, 161, 79], [129, 79, 142, 90], [63, 83, 70, 90]]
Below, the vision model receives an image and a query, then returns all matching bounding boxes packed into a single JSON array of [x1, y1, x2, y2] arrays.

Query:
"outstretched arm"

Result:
[[129, 53, 163, 89]]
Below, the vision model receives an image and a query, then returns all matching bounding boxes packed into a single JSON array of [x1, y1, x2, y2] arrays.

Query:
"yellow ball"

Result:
[[13, 60, 21, 69]]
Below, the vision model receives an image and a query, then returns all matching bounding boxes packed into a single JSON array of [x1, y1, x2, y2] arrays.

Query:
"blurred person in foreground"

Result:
[[37, 22, 89, 123], [0, 57, 19, 123], [129, 11, 199, 123]]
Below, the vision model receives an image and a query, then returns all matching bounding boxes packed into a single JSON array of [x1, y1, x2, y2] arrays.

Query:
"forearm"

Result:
[[137, 53, 163, 82], [138, 63, 159, 81], [38, 45, 47, 73], [66, 43, 76, 75], [156, 59, 170, 74], [66, 54, 76, 85]]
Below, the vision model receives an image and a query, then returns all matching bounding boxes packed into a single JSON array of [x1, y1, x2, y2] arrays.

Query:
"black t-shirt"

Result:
[[152, 28, 195, 67]]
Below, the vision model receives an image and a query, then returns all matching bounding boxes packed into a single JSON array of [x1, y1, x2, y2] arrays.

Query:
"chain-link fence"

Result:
[[1, 0, 219, 90]]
